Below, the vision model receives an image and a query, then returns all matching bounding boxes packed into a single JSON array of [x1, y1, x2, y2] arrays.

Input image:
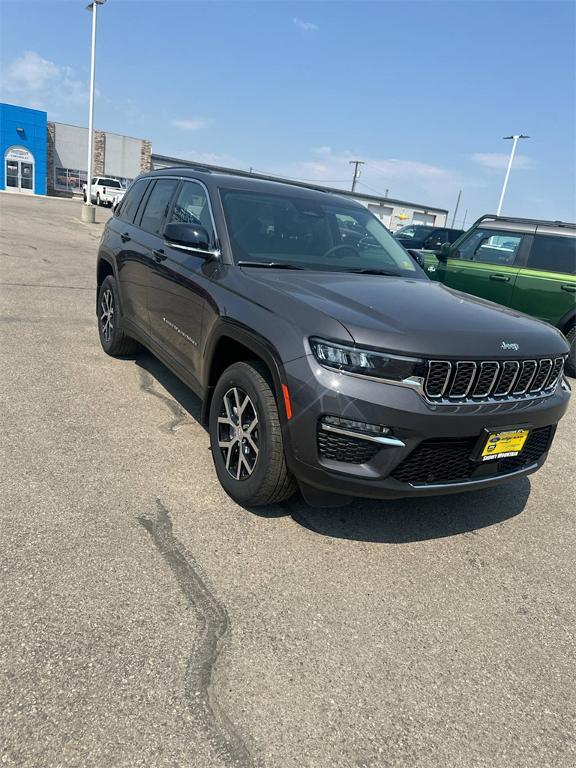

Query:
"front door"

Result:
[[435, 227, 526, 306], [4, 148, 35, 193], [148, 179, 217, 383]]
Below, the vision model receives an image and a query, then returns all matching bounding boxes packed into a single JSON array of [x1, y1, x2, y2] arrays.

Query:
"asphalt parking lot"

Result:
[[1, 192, 575, 768]]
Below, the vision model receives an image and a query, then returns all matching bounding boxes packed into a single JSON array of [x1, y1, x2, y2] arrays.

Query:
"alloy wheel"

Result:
[[217, 387, 259, 480], [100, 288, 114, 343]]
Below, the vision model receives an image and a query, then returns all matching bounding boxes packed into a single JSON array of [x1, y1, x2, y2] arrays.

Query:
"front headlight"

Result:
[[310, 338, 424, 381]]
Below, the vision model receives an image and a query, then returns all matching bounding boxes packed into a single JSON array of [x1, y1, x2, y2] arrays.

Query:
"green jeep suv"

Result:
[[423, 215, 576, 375]]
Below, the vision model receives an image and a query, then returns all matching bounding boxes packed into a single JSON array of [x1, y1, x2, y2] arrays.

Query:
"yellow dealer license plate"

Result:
[[481, 428, 530, 462]]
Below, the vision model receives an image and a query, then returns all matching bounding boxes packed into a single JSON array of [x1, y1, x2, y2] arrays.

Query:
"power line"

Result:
[[357, 180, 389, 198]]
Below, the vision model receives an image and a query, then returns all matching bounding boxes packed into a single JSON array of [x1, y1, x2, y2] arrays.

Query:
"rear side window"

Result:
[[138, 179, 179, 235], [116, 179, 149, 223], [527, 235, 576, 275], [100, 178, 121, 188]]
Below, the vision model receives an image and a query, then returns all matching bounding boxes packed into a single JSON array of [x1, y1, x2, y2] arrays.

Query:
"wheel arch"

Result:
[[96, 256, 124, 316], [557, 307, 576, 336], [201, 321, 287, 427]]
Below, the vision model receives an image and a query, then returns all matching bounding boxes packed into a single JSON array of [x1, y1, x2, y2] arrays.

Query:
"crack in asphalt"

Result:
[[138, 368, 194, 433], [0, 282, 92, 291], [138, 500, 260, 768]]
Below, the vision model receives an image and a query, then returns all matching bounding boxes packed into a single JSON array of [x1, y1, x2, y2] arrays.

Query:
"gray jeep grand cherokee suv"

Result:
[[96, 168, 570, 507]]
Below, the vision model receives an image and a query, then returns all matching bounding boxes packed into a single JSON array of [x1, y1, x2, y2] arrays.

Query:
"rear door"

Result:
[[509, 229, 576, 326], [147, 179, 217, 382], [435, 227, 528, 305], [110, 177, 151, 332]]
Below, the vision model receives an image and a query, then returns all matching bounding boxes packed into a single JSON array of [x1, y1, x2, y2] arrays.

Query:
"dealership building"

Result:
[[0, 102, 150, 198], [0, 101, 448, 229]]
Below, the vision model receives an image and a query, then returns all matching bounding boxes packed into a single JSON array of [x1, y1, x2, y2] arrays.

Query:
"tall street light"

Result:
[[81, 0, 107, 223], [496, 134, 529, 216]]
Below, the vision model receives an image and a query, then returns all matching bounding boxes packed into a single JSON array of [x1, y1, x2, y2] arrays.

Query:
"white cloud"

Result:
[[3, 51, 59, 91], [266, 146, 483, 210], [1, 51, 88, 112], [293, 17, 318, 33], [171, 117, 211, 131], [472, 152, 535, 170]]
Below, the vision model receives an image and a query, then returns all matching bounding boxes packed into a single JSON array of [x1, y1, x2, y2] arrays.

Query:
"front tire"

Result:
[[97, 275, 138, 356], [565, 326, 576, 377], [209, 362, 296, 506]]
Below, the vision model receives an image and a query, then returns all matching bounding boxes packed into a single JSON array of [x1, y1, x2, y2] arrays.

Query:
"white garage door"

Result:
[[368, 204, 393, 228], [412, 212, 435, 226]]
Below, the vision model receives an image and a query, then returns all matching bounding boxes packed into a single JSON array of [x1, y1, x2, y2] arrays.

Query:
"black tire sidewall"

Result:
[[209, 364, 279, 505], [566, 327, 576, 377]]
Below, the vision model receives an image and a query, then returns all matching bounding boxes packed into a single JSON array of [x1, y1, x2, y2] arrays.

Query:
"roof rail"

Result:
[[473, 214, 576, 228]]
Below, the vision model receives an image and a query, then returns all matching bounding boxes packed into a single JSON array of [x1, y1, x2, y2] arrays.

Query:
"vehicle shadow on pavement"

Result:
[[283, 480, 531, 543], [135, 351, 203, 425], [131, 351, 531, 543]]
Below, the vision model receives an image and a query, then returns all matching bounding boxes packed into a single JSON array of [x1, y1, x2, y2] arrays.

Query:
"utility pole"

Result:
[[451, 189, 462, 228], [82, 0, 107, 223], [349, 160, 364, 192], [497, 134, 529, 215]]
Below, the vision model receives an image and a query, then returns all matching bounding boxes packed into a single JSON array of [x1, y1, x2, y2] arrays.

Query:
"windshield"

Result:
[[394, 225, 434, 239], [220, 189, 420, 275]]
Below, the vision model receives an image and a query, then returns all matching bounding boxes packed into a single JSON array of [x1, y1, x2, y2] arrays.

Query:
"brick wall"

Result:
[[93, 131, 105, 176], [46, 122, 56, 195], [140, 139, 152, 173]]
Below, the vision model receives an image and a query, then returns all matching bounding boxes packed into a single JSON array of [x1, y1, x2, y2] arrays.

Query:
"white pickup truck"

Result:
[[82, 177, 126, 207]]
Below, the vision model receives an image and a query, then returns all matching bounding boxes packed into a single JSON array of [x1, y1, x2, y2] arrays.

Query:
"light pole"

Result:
[[496, 134, 529, 216], [81, 0, 107, 223]]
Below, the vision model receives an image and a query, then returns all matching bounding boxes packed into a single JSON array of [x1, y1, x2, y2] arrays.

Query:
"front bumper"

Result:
[[282, 355, 570, 501]]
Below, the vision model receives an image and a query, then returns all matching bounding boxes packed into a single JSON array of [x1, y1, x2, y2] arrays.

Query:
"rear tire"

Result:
[[565, 326, 576, 378], [97, 275, 139, 356], [209, 361, 296, 507]]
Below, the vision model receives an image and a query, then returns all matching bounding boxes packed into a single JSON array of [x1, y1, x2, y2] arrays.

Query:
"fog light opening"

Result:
[[321, 415, 392, 436]]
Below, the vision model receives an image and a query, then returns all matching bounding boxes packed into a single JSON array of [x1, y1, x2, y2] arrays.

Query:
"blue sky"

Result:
[[1, 0, 575, 224]]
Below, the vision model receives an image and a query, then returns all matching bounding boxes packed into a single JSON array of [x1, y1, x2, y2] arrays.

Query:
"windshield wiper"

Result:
[[238, 261, 304, 270], [344, 267, 401, 276]]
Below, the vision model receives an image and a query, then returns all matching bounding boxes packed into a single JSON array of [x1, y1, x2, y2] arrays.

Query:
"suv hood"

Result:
[[243, 271, 568, 359]]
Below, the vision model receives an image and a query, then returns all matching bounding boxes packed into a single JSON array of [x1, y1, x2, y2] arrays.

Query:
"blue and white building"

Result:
[[0, 103, 47, 195]]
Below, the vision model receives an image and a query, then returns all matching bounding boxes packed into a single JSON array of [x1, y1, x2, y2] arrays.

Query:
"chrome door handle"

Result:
[[489, 274, 510, 282], [561, 284, 576, 293]]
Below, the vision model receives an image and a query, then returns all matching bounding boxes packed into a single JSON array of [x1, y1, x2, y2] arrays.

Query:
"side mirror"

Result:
[[437, 242, 451, 261], [164, 222, 211, 253], [407, 249, 424, 268]]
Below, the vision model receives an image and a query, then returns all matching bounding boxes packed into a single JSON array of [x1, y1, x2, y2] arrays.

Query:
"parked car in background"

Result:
[[423, 215, 576, 375], [394, 224, 464, 252], [95, 170, 570, 508], [83, 177, 126, 207]]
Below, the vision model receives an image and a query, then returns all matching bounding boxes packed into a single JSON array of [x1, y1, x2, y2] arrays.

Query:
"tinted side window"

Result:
[[447, 230, 463, 243], [138, 179, 179, 235], [168, 181, 215, 242], [116, 179, 149, 224], [457, 228, 522, 266], [527, 235, 576, 275]]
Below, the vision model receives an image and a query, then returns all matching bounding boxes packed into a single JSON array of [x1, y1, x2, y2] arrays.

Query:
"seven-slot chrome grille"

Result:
[[424, 356, 565, 403]]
